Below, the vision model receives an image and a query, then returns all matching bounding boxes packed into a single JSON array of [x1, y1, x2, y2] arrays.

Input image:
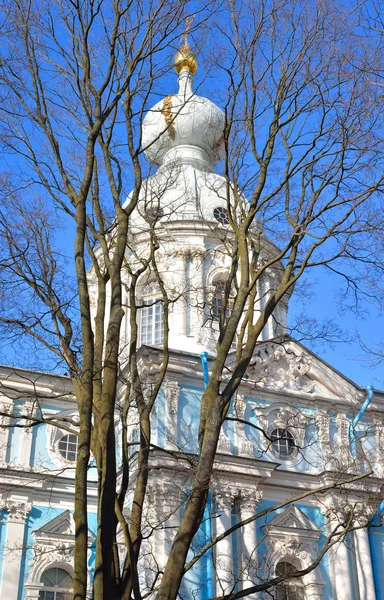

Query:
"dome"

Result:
[[142, 70, 224, 167], [124, 164, 237, 231]]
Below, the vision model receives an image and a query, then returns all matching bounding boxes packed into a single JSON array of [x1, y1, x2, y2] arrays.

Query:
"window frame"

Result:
[[270, 427, 297, 459], [274, 560, 305, 600], [210, 280, 233, 322], [139, 283, 164, 346], [57, 433, 79, 462], [38, 567, 73, 600]]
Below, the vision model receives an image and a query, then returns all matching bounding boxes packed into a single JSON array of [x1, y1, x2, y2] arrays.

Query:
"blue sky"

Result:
[[0, 0, 382, 391]]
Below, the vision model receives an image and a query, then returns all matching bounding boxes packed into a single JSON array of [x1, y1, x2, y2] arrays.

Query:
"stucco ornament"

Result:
[[247, 343, 314, 392], [25, 510, 93, 600]]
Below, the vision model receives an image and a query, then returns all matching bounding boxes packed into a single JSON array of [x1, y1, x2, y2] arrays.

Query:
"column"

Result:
[[141, 483, 167, 591], [354, 526, 376, 600], [315, 409, 331, 469], [0, 500, 31, 600], [239, 489, 261, 596], [19, 400, 37, 466], [191, 249, 205, 340], [214, 489, 234, 595], [162, 485, 181, 561], [336, 412, 351, 467], [164, 378, 180, 450], [170, 250, 187, 343], [0, 401, 11, 463], [326, 516, 354, 600]]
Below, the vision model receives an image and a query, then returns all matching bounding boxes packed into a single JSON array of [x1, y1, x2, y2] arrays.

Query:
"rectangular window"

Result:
[[140, 295, 164, 346]]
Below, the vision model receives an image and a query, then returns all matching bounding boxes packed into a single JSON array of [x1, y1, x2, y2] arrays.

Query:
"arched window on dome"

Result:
[[140, 284, 164, 346], [210, 280, 233, 322], [274, 560, 305, 600], [39, 567, 73, 600]]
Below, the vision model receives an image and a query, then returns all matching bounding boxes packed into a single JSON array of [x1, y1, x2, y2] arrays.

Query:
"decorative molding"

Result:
[[173, 246, 206, 259], [25, 510, 93, 599], [46, 409, 79, 468], [213, 486, 237, 511], [165, 379, 180, 416], [246, 345, 314, 393], [238, 488, 263, 513], [6, 500, 32, 524], [264, 505, 324, 587]]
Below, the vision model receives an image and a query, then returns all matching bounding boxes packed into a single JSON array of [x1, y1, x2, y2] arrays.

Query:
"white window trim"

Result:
[[46, 410, 80, 468], [139, 284, 164, 346]]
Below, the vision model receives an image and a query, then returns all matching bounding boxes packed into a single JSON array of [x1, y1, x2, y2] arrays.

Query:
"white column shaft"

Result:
[[19, 429, 33, 466], [1, 520, 25, 600], [354, 527, 376, 600], [215, 502, 233, 595], [163, 499, 180, 562], [170, 255, 186, 341], [240, 506, 257, 596], [328, 521, 354, 600]]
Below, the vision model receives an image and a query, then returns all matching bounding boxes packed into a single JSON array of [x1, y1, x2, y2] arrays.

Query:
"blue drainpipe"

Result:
[[200, 351, 214, 598], [349, 385, 374, 459], [200, 351, 209, 388], [349, 386, 384, 521]]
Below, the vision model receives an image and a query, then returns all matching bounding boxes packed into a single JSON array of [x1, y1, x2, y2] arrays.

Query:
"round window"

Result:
[[58, 434, 79, 462], [213, 206, 229, 225], [270, 428, 296, 458]]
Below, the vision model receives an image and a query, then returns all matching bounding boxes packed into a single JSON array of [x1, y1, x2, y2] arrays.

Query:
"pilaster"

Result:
[[1, 500, 32, 600], [213, 488, 235, 595], [353, 505, 376, 600], [315, 409, 331, 468], [321, 497, 354, 600], [238, 488, 262, 595], [0, 401, 11, 464], [19, 400, 38, 466], [164, 378, 180, 450]]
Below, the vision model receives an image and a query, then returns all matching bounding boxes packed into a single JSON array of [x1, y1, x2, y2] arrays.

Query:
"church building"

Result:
[[0, 41, 383, 600]]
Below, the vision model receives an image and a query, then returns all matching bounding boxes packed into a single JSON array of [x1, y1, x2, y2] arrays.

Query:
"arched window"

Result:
[[140, 284, 164, 346], [271, 428, 296, 458], [274, 560, 304, 600], [39, 567, 73, 600], [58, 433, 78, 462], [211, 281, 232, 321]]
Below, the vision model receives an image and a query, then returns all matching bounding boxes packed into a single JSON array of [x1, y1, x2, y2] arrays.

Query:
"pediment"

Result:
[[268, 505, 319, 532], [34, 510, 75, 537], [243, 336, 362, 403], [33, 510, 95, 546]]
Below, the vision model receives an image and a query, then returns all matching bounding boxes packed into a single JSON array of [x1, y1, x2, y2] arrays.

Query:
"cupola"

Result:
[[141, 43, 225, 170]]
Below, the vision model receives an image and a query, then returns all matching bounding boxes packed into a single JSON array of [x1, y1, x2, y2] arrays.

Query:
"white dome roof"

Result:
[[142, 71, 224, 166], [125, 164, 235, 232]]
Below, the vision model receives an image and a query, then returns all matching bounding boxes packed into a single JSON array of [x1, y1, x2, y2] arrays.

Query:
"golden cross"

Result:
[[181, 16, 194, 50]]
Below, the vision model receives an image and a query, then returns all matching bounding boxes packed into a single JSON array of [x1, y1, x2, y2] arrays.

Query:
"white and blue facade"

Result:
[[1, 348, 384, 599], [0, 50, 384, 600]]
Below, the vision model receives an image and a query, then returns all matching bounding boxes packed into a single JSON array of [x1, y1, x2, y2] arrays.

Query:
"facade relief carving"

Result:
[[6, 500, 32, 524], [233, 395, 254, 456], [246, 345, 315, 393], [165, 379, 180, 416]]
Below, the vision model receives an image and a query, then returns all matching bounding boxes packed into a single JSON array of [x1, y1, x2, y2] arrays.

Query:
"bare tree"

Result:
[[0, 1, 383, 600]]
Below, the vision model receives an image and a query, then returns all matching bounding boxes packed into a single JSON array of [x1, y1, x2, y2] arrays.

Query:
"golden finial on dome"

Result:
[[174, 16, 198, 76]]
